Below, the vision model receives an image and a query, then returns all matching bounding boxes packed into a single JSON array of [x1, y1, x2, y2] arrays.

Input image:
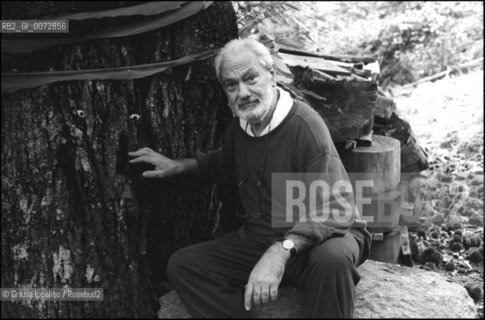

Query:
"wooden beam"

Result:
[[278, 47, 377, 64], [278, 52, 351, 75]]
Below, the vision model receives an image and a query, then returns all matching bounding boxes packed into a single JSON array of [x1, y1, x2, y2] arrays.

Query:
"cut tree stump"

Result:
[[340, 134, 401, 195], [358, 189, 403, 233], [368, 227, 403, 264], [340, 133, 402, 260], [157, 259, 477, 318]]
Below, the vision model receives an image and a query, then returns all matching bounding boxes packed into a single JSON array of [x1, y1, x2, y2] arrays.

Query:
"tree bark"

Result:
[[1, 2, 237, 318]]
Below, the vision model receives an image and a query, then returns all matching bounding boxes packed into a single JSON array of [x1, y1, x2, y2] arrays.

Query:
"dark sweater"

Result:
[[195, 98, 367, 245]]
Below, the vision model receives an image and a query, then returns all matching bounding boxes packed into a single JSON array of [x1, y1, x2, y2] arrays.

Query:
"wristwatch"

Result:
[[281, 239, 297, 258]]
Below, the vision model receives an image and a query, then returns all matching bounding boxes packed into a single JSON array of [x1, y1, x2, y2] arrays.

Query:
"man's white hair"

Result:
[[214, 38, 274, 83]]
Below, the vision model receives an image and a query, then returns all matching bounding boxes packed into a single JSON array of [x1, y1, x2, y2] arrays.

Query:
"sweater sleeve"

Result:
[[194, 148, 226, 188], [284, 152, 356, 243], [284, 108, 359, 243], [192, 120, 235, 188]]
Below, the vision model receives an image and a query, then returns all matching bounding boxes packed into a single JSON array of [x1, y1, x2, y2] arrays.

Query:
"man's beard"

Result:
[[230, 85, 275, 124]]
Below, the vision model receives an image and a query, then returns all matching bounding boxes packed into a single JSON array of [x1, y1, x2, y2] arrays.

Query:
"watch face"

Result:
[[283, 239, 294, 250]]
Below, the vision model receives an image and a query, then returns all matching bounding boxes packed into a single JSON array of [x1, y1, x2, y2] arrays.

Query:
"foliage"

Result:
[[358, 2, 483, 88], [232, 1, 320, 51], [233, 1, 483, 89]]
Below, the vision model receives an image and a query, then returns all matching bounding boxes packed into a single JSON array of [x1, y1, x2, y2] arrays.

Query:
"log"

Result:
[[340, 135, 401, 195], [373, 112, 411, 147], [374, 95, 396, 123], [158, 260, 478, 318], [289, 66, 377, 142], [373, 112, 429, 173]]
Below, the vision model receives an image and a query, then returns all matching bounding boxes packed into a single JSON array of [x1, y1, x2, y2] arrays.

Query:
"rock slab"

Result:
[[158, 259, 477, 318]]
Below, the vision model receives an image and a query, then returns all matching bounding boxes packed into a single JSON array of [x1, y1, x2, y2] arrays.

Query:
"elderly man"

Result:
[[129, 38, 371, 318]]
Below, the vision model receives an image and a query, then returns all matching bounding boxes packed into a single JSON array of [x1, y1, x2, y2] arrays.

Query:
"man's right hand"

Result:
[[128, 147, 196, 178]]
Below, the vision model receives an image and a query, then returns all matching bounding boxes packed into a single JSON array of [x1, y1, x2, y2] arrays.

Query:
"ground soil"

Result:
[[394, 68, 484, 318]]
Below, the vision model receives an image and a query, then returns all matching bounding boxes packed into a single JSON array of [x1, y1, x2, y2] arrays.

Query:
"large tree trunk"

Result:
[[1, 2, 237, 318]]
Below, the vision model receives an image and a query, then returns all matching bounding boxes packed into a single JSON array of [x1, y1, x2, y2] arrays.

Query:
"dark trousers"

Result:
[[167, 229, 370, 318]]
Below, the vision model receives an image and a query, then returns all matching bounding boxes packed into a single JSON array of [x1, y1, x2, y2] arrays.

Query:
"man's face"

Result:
[[220, 51, 275, 124]]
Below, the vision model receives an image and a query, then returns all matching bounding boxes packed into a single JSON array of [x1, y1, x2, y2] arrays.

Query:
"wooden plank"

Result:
[[329, 60, 355, 68], [377, 86, 388, 97], [272, 53, 293, 78], [312, 69, 336, 80], [351, 73, 371, 81], [278, 52, 351, 75], [334, 75, 354, 81], [278, 46, 377, 64]]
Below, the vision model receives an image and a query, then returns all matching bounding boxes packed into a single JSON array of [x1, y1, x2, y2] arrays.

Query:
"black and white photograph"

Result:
[[1, 1, 483, 318]]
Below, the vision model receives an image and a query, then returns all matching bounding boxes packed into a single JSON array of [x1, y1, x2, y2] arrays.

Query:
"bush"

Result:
[[236, 2, 483, 88], [358, 2, 483, 88]]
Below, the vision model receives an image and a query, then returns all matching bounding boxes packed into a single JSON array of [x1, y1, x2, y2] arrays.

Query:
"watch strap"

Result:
[[280, 240, 296, 258]]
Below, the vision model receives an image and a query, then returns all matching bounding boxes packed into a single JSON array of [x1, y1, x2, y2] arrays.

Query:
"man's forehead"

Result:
[[221, 52, 265, 79]]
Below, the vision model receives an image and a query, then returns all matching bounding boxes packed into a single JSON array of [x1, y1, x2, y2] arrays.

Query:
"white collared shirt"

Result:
[[239, 87, 293, 137]]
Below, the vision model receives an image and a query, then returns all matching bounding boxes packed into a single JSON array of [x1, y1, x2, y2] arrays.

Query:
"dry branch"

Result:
[[396, 57, 483, 92]]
